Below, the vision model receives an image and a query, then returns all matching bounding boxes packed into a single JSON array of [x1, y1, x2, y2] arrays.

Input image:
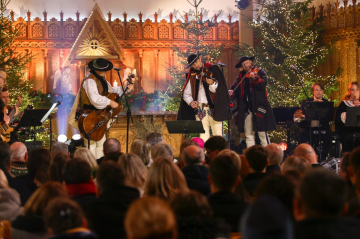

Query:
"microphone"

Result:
[[113, 67, 121, 71], [290, 65, 298, 72]]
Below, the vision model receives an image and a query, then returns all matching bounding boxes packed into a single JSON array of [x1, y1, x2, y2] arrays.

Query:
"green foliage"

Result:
[[236, 0, 339, 107], [132, 117, 163, 140]]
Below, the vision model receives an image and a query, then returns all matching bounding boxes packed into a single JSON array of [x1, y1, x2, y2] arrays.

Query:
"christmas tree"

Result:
[[237, 0, 339, 107], [161, 0, 224, 111], [0, 0, 33, 108]]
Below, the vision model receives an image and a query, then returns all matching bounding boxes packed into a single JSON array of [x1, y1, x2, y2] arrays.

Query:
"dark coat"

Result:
[[208, 191, 248, 232], [181, 165, 210, 196], [231, 69, 276, 132], [177, 64, 231, 121], [242, 172, 268, 196], [49, 231, 98, 239], [84, 186, 140, 239], [265, 165, 281, 174], [5, 172, 37, 206]]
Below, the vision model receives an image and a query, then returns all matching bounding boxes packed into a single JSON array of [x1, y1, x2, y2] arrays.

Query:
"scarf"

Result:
[[66, 180, 97, 198]]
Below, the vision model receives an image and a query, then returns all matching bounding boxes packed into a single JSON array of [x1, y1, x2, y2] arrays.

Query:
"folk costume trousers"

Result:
[[195, 106, 223, 142], [84, 135, 106, 159], [244, 112, 270, 147]]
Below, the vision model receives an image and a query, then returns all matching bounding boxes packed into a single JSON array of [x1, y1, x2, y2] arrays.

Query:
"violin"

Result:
[[231, 61, 259, 92], [198, 66, 218, 84]]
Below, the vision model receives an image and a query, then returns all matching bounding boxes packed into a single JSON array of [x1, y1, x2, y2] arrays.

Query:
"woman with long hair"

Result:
[[74, 148, 98, 178], [130, 139, 151, 167]]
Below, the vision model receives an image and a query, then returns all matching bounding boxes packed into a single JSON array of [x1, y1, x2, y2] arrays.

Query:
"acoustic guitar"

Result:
[[0, 96, 22, 141]]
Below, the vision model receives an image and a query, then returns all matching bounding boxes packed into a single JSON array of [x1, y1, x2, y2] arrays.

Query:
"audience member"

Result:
[[34, 165, 49, 186], [181, 145, 210, 195], [204, 136, 228, 161], [293, 143, 320, 168], [190, 137, 204, 149], [48, 153, 70, 182], [51, 142, 69, 156], [0, 169, 22, 222], [23, 148, 52, 182], [239, 154, 250, 179], [44, 198, 97, 239], [145, 132, 164, 147], [254, 172, 296, 217], [125, 197, 177, 239], [97, 138, 121, 165], [144, 157, 188, 201], [63, 158, 97, 210], [170, 190, 230, 239], [101, 151, 122, 164], [294, 169, 360, 239], [349, 147, 360, 187], [242, 145, 269, 196], [151, 142, 174, 162], [0, 141, 36, 205], [208, 154, 248, 232], [10, 142, 28, 177], [130, 139, 151, 167], [241, 195, 293, 239], [118, 153, 148, 196], [179, 140, 200, 168], [85, 161, 139, 239], [282, 156, 312, 174], [74, 148, 98, 178], [11, 182, 68, 239], [265, 143, 283, 173]]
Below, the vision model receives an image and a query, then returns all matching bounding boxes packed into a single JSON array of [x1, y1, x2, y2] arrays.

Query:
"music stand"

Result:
[[345, 107, 360, 127], [166, 120, 205, 140]]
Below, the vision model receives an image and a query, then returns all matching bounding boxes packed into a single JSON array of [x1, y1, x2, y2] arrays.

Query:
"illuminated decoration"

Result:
[[278, 141, 288, 151], [58, 134, 67, 143]]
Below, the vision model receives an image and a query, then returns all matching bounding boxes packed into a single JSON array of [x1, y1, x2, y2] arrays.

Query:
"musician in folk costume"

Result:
[[177, 52, 231, 141], [68, 58, 131, 158], [229, 56, 276, 147]]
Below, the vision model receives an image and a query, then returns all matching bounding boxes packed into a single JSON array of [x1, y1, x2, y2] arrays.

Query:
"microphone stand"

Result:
[[115, 70, 134, 153]]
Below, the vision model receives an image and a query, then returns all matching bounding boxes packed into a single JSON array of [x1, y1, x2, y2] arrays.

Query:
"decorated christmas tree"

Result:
[[161, 0, 224, 111], [0, 0, 33, 108], [237, 0, 339, 107]]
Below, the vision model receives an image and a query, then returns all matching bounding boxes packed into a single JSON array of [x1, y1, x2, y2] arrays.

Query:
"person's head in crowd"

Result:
[[27, 148, 51, 180], [170, 190, 212, 218], [0, 142, 11, 173], [349, 146, 360, 185], [312, 82, 324, 100], [354, 169, 360, 206], [343, 81, 360, 101], [51, 142, 69, 156], [10, 142, 28, 162], [145, 157, 188, 201], [180, 140, 199, 159], [209, 154, 240, 193], [49, 153, 70, 182], [293, 143, 318, 164], [145, 132, 164, 147], [0, 169, 8, 188], [191, 137, 204, 149], [74, 148, 98, 171], [239, 155, 250, 178], [255, 172, 296, 215], [34, 165, 49, 187], [282, 169, 304, 184], [265, 143, 283, 166], [44, 198, 92, 236], [125, 197, 177, 239], [241, 195, 293, 239], [294, 169, 346, 220], [181, 145, 204, 167], [103, 138, 121, 155], [97, 161, 126, 195], [244, 145, 268, 173], [204, 136, 228, 161], [101, 151, 122, 164], [339, 152, 351, 181], [23, 181, 68, 217], [118, 153, 148, 195], [130, 139, 151, 166], [217, 149, 241, 173], [62, 158, 92, 185], [282, 156, 312, 174], [151, 142, 174, 162]]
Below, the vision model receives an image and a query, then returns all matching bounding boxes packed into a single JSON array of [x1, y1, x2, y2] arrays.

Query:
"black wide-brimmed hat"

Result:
[[235, 56, 255, 68], [186, 52, 201, 69], [88, 58, 113, 72]]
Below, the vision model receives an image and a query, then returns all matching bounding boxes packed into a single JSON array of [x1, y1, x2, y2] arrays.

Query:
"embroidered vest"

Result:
[[80, 73, 107, 109]]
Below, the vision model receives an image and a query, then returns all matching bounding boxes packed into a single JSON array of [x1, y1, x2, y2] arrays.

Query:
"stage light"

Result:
[[58, 135, 67, 143], [72, 134, 81, 140], [278, 142, 288, 151]]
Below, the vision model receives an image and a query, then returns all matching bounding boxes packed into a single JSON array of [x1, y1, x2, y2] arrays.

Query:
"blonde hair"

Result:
[[125, 197, 177, 239], [23, 181, 68, 216], [74, 148, 98, 170], [343, 82, 360, 101], [282, 156, 312, 174], [118, 153, 148, 191], [130, 139, 151, 166], [144, 157, 188, 201]]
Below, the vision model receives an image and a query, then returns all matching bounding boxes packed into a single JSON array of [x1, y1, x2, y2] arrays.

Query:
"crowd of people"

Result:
[[1, 132, 360, 239]]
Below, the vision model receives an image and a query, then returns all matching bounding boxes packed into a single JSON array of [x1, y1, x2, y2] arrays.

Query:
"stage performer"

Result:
[[298, 83, 331, 161], [229, 56, 276, 147], [336, 82, 360, 153], [177, 52, 231, 141], [68, 58, 130, 158]]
